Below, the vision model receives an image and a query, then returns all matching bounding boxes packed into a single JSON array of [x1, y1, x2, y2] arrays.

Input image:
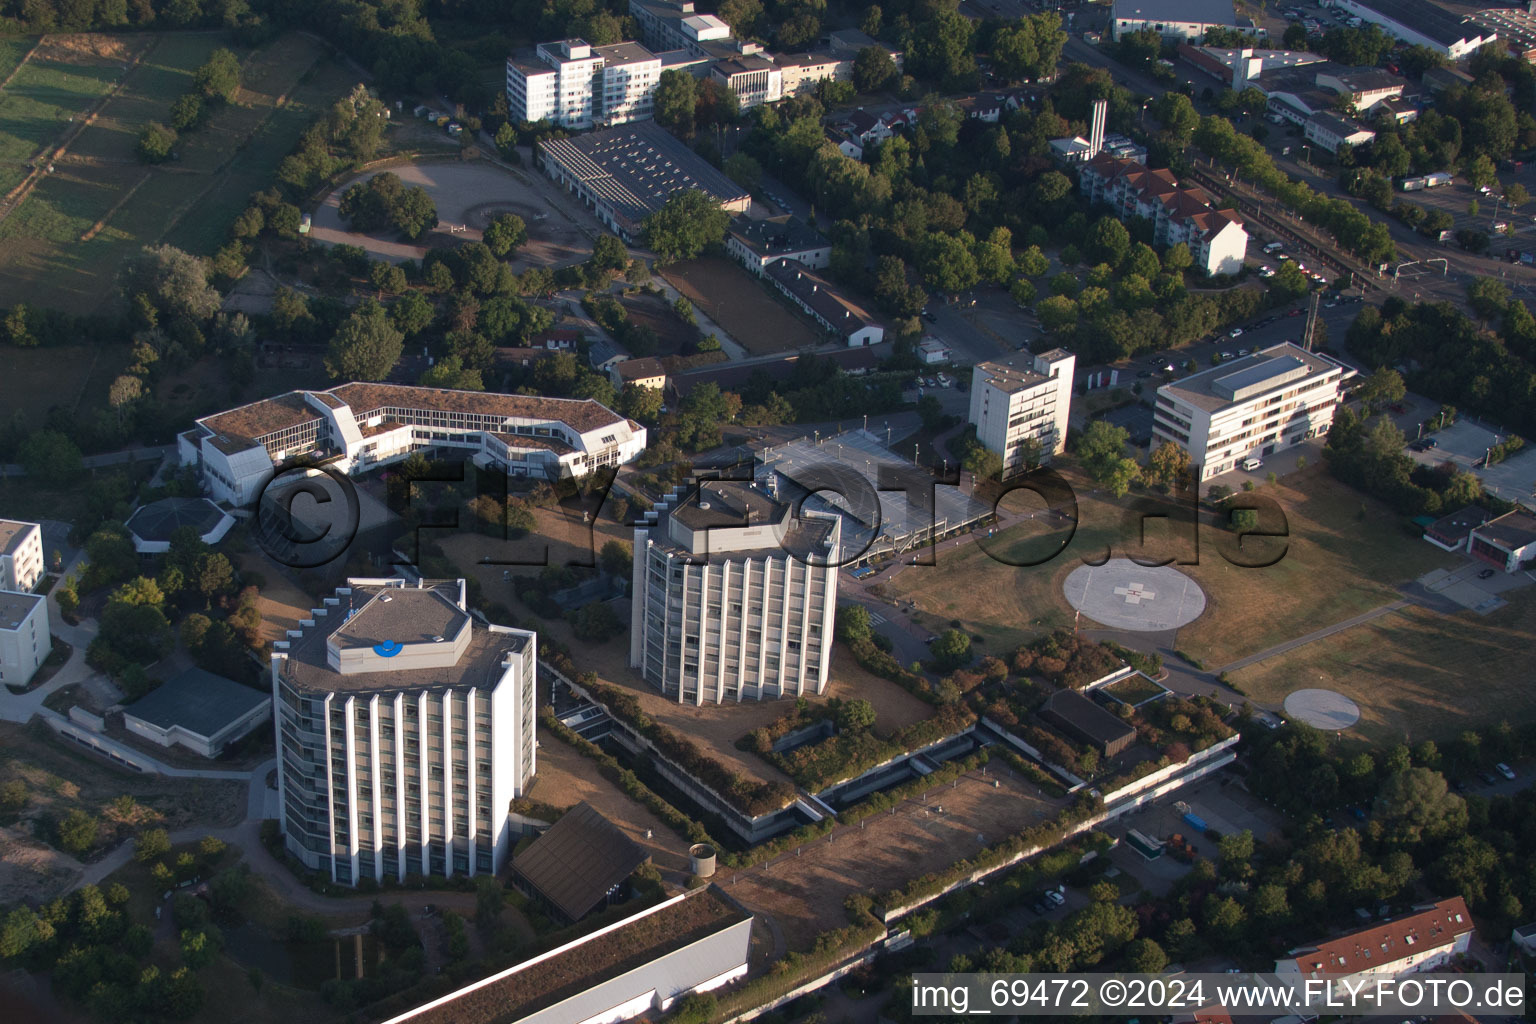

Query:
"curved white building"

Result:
[[178, 383, 647, 507]]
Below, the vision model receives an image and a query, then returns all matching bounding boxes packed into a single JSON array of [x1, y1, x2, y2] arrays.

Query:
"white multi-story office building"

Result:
[[1152, 342, 1354, 480], [0, 519, 44, 594], [631, 481, 840, 704], [272, 578, 537, 886], [506, 39, 667, 129], [179, 383, 647, 507], [969, 350, 1077, 479], [0, 591, 47, 687]]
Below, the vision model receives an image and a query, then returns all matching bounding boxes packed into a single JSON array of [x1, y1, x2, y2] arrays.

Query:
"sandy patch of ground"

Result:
[[33, 33, 137, 65], [0, 826, 82, 905]]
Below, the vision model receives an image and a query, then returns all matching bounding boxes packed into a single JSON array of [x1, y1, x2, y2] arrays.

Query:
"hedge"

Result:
[[765, 704, 976, 792]]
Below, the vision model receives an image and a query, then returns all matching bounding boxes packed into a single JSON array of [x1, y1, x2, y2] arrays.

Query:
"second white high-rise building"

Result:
[[631, 481, 840, 703]]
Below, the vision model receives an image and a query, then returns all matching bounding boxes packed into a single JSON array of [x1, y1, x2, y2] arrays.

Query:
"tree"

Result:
[[599, 540, 632, 578], [917, 231, 980, 294], [170, 92, 204, 131], [1374, 768, 1467, 842], [325, 301, 403, 380], [591, 234, 627, 272], [570, 601, 623, 642], [931, 628, 972, 670], [1076, 420, 1140, 496], [1086, 216, 1131, 267], [483, 213, 527, 257], [1147, 441, 1191, 489], [1124, 937, 1167, 973], [1467, 276, 1510, 324], [418, 354, 484, 391], [19, 429, 84, 486], [653, 69, 697, 134], [57, 809, 98, 855], [136, 123, 177, 163], [390, 290, 434, 337], [642, 190, 728, 263], [836, 604, 872, 643], [1356, 366, 1406, 413], [853, 46, 899, 94], [120, 244, 221, 322], [135, 827, 171, 862], [194, 48, 240, 103], [837, 698, 877, 732]]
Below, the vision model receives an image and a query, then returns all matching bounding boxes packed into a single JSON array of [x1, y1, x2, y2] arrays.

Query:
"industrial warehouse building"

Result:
[[381, 888, 752, 1024], [631, 479, 840, 703], [538, 122, 750, 241], [271, 578, 538, 886]]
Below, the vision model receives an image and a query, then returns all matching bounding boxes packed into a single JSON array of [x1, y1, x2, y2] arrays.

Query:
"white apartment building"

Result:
[[1079, 154, 1249, 276], [0, 591, 48, 688], [631, 481, 840, 704], [1153, 342, 1354, 480], [271, 578, 537, 886], [0, 519, 44, 594], [179, 383, 647, 507], [969, 349, 1077, 479], [506, 39, 665, 129], [1275, 896, 1474, 998]]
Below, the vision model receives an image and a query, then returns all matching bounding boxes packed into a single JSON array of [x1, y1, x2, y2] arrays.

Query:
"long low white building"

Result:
[[1153, 342, 1354, 480], [179, 383, 647, 507], [1332, 0, 1495, 59], [383, 887, 752, 1024]]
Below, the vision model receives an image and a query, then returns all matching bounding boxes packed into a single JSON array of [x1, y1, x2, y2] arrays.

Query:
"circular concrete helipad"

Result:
[[1061, 558, 1207, 632], [1283, 688, 1362, 731]]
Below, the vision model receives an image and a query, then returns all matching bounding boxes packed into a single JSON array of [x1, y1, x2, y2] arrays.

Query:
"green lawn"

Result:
[[1229, 595, 1536, 745], [0, 53, 124, 164], [876, 468, 1458, 667]]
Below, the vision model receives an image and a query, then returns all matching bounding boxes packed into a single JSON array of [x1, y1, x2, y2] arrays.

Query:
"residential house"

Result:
[[614, 357, 668, 392], [1274, 897, 1476, 997], [1078, 154, 1249, 275]]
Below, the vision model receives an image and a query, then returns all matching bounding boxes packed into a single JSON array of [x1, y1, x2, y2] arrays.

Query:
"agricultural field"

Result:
[[662, 255, 823, 355], [0, 30, 352, 310]]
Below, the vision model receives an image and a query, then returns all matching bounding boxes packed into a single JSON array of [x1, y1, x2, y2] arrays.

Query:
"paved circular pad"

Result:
[[1283, 688, 1361, 730], [1061, 558, 1207, 632]]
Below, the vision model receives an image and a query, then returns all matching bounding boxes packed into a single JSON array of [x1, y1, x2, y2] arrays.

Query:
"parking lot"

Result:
[[1410, 419, 1536, 506]]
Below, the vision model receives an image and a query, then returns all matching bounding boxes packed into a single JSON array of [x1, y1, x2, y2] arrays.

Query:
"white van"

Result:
[[1242, 457, 1263, 471]]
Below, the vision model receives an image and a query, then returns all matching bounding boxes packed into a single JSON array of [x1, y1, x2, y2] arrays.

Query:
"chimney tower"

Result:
[[1089, 99, 1107, 158]]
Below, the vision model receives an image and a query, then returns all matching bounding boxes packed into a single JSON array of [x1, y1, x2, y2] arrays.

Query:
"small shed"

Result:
[[511, 802, 649, 923]]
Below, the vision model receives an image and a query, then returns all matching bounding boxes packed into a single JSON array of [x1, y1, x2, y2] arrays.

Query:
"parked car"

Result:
[[1496, 763, 1516, 780], [1424, 438, 1438, 449], [1259, 265, 1276, 278], [1478, 770, 1498, 785], [1478, 568, 1497, 579], [1219, 350, 1233, 360], [1229, 327, 1244, 338]]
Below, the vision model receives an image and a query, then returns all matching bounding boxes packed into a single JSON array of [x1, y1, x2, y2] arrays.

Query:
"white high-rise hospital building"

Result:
[[272, 578, 537, 886], [631, 480, 840, 703]]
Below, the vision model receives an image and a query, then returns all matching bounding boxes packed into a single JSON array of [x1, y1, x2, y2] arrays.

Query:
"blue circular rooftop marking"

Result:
[[373, 641, 403, 657]]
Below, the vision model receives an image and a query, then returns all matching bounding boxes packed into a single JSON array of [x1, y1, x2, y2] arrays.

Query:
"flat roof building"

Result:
[[1422, 504, 1490, 553], [506, 38, 667, 130], [1112, 0, 1250, 42], [179, 383, 646, 507], [1467, 509, 1536, 573], [970, 349, 1076, 478], [124, 497, 235, 555], [1332, 0, 1495, 59], [1153, 342, 1354, 480], [381, 888, 751, 1024], [1305, 110, 1376, 153], [632, 479, 840, 703], [0, 519, 43, 595], [538, 122, 750, 241], [1039, 689, 1137, 757], [123, 666, 271, 758], [0, 590, 47, 689], [511, 802, 649, 923], [271, 578, 538, 885]]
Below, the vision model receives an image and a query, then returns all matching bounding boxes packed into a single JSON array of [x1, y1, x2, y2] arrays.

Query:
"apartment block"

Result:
[[1275, 896, 1474, 993], [1079, 154, 1249, 275], [506, 39, 665, 129], [0, 591, 47, 688], [0, 519, 43, 594], [631, 480, 840, 703], [179, 383, 647, 507], [1152, 342, 1353, 480], [969, 349, 1077, 479], [271, 578, 537, 886]]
